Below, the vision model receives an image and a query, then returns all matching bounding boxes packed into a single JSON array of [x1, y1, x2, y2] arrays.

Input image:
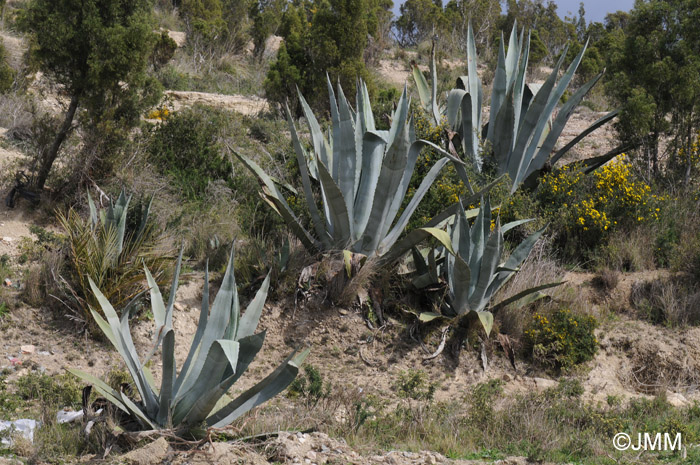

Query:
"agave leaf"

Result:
[[235, 151, 318, 251], [352, 131, 387, 240], [579, 144, 632, 174], [429, 43, 440, 124], [468, 220, 503, 312], [494, 281, 564, 311], [237, 272, 270, 340], [334, 81, 358, 215], [298, 89, 332, 170], [502, 218, 535, 234], [446, 89, 467, 130], [172, 339, 240, 425], [513, 43, 590, 190], [534, 70, 605, 172], [449, 254, 471, 314], [157, 329, 176, 426], [68, 368, 129, 414], [412, 63, 431, 114], [120, 388, 158, 430], [508, 51, 567, 184], [492, 84, 517, 171], [476, 311, 494, 336], [136, 194, 154, 241], [380, 152, 451, 252], [381, 227, 455, 265], [488, 31, 508, 142], [316, 160, 352, 246], [90, 308, 117, 348], [206, 348, 310, 428], [175, 249, 238, 398], [358, 123, 410, 255], [175, 263, 210, 393], [88, 278, 157, 414]]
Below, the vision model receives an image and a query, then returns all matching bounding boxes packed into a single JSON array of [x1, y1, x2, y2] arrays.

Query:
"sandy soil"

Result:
[[164, 90, 270, 116]]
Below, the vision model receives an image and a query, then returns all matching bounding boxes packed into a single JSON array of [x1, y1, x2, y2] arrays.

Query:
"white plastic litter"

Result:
[[56, 408, 102, 424], [57, 410, 83, 424], [0, 419, 38, 445]]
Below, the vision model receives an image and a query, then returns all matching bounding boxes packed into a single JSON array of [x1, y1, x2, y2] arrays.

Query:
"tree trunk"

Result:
[[36, 93, 80, 190]]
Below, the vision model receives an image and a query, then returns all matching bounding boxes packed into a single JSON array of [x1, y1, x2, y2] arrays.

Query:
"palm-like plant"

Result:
[[70, 249, 308, 432], [237, 78, 477, 262], [58, 190, 171, 325], [413, 23, 625, 193]]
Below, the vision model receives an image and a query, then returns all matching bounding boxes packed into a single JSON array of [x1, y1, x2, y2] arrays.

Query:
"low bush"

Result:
[[147, 105, 234, 200], [524, 308, 598, 371], [536, 156, 661, 263]]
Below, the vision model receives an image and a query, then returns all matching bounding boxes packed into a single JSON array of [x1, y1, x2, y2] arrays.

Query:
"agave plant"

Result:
[[70, 249, 308, 431], [413, 23, 625, 193], [58, 190, 171, 324], [417, 198, 561, 335], [237, 78, 477, 261]]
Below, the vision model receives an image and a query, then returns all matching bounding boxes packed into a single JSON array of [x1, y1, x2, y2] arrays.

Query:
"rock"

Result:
[[339, 309, 349, 316], [666, 391, 689, 407], [2, 237, 12, 242], [533, 377, 556, 389], [3, 279, 11, 287], [123, 437, 169, 465], [173, 303, 185, 312], [305, 450, 316, 461], [20, 345, 35, 354]]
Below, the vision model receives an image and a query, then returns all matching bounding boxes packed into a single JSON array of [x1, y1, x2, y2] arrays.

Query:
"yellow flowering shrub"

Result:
[[148, 106, 171, 121], [525, 309, 598, 371], [536, 155, 661, 250]]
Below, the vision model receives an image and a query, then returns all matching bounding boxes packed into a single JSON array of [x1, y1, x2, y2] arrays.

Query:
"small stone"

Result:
[[339, 309, 348, 316], [2, 237, 13, 242], [306, 451, 316, 461], [21, 345, 35, 354], [298, 435, 306, 444], [304, 460, 311, 464], [173, 303, 185, 312], [502, 373, 512, 382], [321, 445, 330, 454], [3, 279, 11, 287]]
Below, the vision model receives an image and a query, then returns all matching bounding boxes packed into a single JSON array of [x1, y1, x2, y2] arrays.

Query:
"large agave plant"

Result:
[[414, 24, 625, 193], [70, 249, 308, 431], [418, 198, 561, 335], [237, 78, 473, 261]]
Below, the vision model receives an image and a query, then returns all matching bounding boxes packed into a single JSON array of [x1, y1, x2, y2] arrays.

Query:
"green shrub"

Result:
[[525, 308, 598, 371], [147, 106, 234, 200], [288, 365, 331, 408], [0, 40, 15, 93], [15, 372, 82, 408]]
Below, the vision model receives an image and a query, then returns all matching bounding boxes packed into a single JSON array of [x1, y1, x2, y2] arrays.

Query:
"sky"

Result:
[[392, 0, 636, 24], [553, 0, 635, 23]]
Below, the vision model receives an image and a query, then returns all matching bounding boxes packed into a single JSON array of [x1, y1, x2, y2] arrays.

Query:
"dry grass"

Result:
[[495, 236, 564, 341], [630, 275, 700, 327], [601, 226, 657, 272]]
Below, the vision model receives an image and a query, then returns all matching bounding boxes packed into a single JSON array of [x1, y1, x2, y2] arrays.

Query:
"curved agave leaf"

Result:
[[206, 348, 310, 428]]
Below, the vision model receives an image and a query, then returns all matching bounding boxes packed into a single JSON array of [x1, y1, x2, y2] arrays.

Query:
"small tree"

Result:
[[18, 0, 156, 190]]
